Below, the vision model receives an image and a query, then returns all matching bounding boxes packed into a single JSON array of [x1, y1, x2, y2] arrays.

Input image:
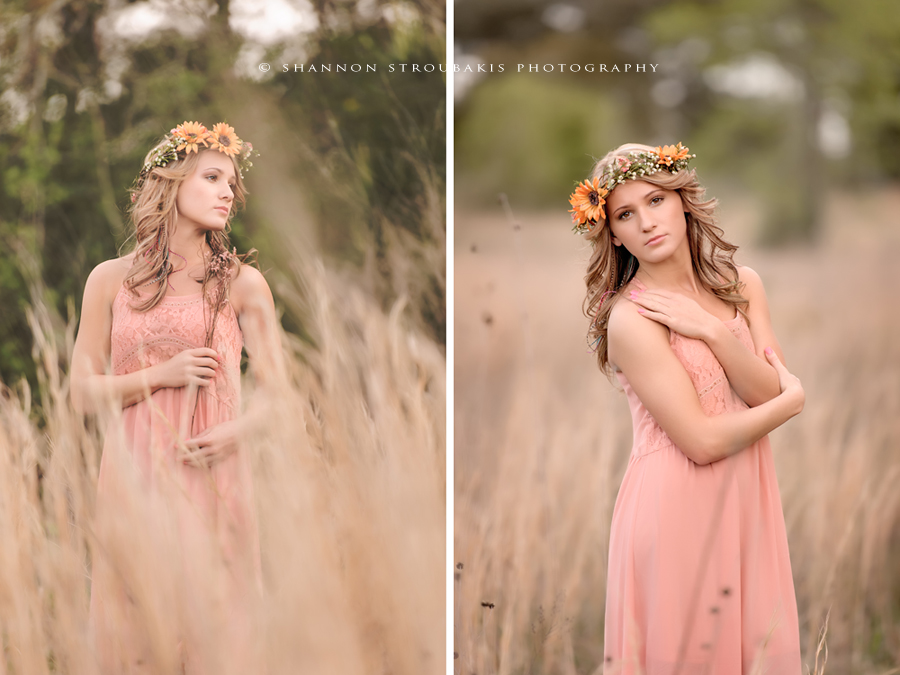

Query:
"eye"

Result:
[[650, 195, 663, 204], [206, 174, 217, 182], [617, 210, 631, 220]]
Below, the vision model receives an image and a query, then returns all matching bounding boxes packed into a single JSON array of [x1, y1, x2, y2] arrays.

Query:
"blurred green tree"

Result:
[[644, 0, 900, 243], [454, 0, 900, 244], [0, 0, 445, 399]]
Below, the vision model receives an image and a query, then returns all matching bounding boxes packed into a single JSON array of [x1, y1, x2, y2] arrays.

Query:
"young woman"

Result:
[[71, 121, 283, 674], [568, 143, 804, 674]]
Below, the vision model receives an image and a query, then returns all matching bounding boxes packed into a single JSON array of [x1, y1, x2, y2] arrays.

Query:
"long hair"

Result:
[[582, 143, 748, 374], [120, 135, 253, 314], [121, 132, 259, 434]]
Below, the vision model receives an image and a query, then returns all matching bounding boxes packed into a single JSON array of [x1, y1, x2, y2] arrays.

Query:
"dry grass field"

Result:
[[0, 262, 445, 674], [454, 186, 900, 674]]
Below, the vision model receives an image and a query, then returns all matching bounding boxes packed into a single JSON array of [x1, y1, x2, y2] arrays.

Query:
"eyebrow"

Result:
[[611, 188, 664, 217]]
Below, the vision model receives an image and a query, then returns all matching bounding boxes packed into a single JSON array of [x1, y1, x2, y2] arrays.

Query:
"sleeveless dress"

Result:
[[89, 283, 261, 674], [603, 279, 801, 675]]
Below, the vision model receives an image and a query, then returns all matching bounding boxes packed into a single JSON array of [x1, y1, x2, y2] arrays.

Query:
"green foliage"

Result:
[[278, 23, 444, 251], [643, 0, 900, 242], [456, 0, 900, 245], [456, 76, 621, 208], [270, 22, 446, 338], [0, 0, 446, 397]]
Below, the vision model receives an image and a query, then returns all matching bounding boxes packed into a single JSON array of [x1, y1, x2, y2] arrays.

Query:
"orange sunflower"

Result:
[[654, 142, 690, 166], [172, 121, 210, 154], [208, 123, 242, 157], [569, 177, 609, 226]]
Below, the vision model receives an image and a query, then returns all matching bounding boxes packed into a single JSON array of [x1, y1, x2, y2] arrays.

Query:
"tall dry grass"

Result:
[[454, 187, 900, 674], [0, 260, 445, 674]]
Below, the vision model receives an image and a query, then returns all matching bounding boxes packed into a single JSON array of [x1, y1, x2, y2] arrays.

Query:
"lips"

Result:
[[214, 206, 230, 214], [646, 234, 666, 246]]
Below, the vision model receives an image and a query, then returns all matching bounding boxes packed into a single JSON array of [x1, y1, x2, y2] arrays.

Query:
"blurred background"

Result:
[[453, 0, 900, 673], [0, 1, 446, 673], [455, 0, 899, 242], [1, 0, 445, 393]]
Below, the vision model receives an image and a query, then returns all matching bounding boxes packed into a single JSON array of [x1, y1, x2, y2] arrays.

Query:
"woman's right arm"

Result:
[[608, 300, 804, 466], [70, 263, 219, 414]]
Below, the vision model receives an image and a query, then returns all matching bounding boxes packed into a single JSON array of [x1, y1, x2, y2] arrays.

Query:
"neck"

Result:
[[168, 226, 211, 267], [633, 246, 700, 294]]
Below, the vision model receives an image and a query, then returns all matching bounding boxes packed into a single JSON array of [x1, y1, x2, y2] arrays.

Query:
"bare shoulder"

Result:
[[230, 264, 273, 316], [231, 264, 271, 295], [736, 265, 762, 289], [607, 294, 640, 333], [608, 294, 667, 340], [84, 255, 133, 306], [736, 265, 766, 296], [607, 295, 670, 371]]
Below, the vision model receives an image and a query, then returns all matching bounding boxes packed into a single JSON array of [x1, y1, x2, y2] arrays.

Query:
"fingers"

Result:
[[765, 346, 802, 399], [190, 354, 219, 370], [635, 307, 671, 327], [632, 289, 670, 301], [178, 445, 230, 468], [178, 446, 208, 469], [764, 346, 785, 370], [629, 289, 670, 314], [190, 349, 222, 369], [190, 362, 217, 386], [179, 440, 215, 468], [203, 453, 229, 468], [192, 348, 220, 358], [629, 289, 650, 306], [178, 424, 236, 468], [764, 347, 791, 378]]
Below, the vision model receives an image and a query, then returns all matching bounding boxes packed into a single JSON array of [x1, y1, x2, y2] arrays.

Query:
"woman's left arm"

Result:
[[703, 266, 782, 407], [630, 266, 782, 407], [232, 265, 287, 388]]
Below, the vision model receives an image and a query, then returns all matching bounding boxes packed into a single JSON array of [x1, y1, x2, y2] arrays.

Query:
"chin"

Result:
[[640, 247, 675, 264]]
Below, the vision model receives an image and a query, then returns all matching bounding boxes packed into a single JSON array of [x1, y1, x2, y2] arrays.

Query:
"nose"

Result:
[[639, 209, 657, 231]]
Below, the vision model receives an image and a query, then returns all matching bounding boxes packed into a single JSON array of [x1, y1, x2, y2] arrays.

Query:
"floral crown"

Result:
[[132, 121, 257, 200], [568, 143, 695, 235]]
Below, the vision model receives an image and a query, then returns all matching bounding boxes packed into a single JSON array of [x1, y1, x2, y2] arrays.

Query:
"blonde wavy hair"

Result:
[[582, 143, 748, 374], [120, 135, 254, 314]]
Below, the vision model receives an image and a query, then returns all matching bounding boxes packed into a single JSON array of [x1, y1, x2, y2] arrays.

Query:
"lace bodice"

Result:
[[110, 285, 243, 408], [615, 282, 755, 459]]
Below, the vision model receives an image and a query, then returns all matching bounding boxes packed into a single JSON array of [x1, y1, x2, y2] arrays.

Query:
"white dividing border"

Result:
[[445, 1, 455, 673]]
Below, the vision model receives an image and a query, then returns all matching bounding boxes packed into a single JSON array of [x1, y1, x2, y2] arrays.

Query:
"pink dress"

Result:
[[89, 284, 261, 674], [603, 280, 801, 674]]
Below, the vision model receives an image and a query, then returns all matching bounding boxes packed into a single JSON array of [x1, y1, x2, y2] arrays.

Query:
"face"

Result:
[[605, 179, 688, 264], [174, 150, 236, 231]]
